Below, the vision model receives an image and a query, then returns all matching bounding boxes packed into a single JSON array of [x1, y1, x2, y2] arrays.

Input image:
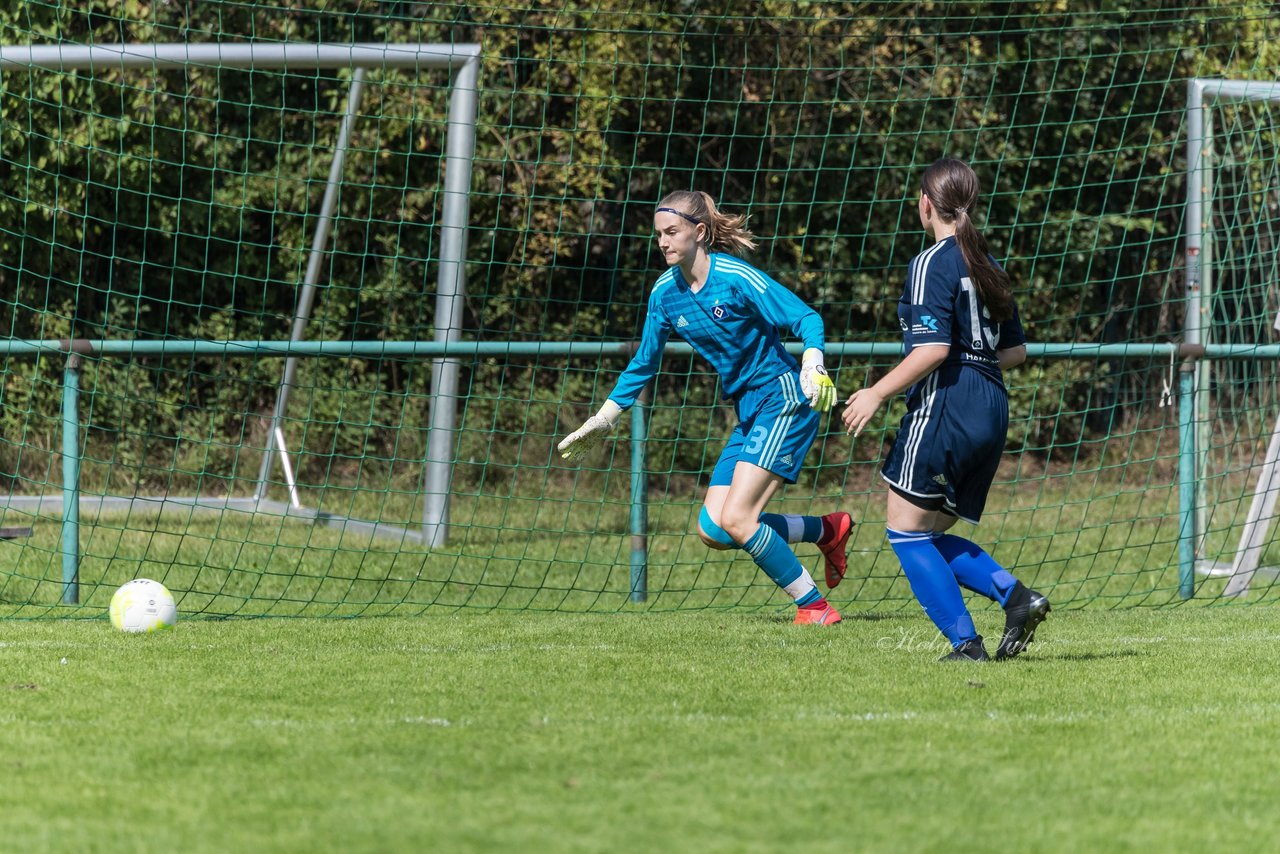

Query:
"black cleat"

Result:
[[997, 582, 1051, 660], [940, 637, 990, 661]]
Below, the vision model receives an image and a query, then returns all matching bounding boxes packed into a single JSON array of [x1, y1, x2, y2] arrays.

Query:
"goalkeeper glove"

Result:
[[799, 348, 837, 412], [557, 400, 623, 462]]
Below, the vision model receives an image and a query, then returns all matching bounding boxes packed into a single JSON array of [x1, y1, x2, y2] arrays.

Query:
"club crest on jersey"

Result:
[[713, 306, 726, 320], [676, 315, 689, 328]]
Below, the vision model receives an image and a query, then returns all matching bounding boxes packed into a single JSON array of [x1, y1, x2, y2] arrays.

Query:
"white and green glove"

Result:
[[799, 348, 837, 412], [557, 400, 623, 462]]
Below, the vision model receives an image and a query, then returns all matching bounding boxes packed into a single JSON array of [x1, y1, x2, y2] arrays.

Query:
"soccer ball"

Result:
[[109, 579, 178, 633]]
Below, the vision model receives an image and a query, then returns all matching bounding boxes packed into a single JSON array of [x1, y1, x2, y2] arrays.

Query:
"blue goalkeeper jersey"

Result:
[[898, 235, 1026, 391], [607, 253, 826, 408]]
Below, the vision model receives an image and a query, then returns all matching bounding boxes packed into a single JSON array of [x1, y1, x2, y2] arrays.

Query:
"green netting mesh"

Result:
[[2, 2, 1280, 618]]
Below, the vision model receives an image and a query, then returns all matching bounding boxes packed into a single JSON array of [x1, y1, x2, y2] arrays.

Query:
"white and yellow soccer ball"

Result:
[[109, 578, 178, 633]]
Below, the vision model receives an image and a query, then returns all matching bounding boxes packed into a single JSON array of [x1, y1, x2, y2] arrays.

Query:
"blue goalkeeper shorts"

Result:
[[709, 371, 818, 486]]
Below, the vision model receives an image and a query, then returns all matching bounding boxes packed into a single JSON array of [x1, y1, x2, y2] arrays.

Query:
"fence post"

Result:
[[629, 385, 650, 602], [61, 352, 82, 604], [1177, 355, 1197, 599]]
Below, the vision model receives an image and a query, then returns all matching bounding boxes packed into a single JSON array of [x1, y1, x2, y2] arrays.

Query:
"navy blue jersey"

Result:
[[608, 253, 825, 408], [898, 236, 1025, 389]]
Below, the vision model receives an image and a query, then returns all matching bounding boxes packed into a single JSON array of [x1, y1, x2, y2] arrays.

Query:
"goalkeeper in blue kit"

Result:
[[558, 190, 853, 625]]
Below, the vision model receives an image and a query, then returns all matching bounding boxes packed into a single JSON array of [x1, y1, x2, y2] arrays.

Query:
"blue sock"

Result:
[[887, 528, 977, 647], [934, 534, 1019, 605], [758, 513, 823, 544], [743, 524, 821, 605]]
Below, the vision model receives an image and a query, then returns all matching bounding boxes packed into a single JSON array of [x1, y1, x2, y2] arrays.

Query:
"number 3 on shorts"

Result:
[[744, 425, 769, 455]]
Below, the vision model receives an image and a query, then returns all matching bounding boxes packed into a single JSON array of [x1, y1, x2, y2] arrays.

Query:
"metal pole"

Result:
[[629, 388, 650, 603], [0, 42, 480, 72], [422, 53, 480, 548], [1196, 104, 1213, 553], [61, 353, 82, 605], [253, 66, 367, 504], [1186, 80, 1205, 351], [1185, 79, 1206, 568], [1178, 358, 1197, 599], [1, 339, 1247, 359]]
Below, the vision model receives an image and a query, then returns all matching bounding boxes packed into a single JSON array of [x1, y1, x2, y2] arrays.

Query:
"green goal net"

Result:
[[3, 2, 1280, 619]]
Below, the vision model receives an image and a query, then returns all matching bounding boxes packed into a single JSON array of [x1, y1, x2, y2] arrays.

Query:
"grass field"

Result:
[[2, 605, 1278, 852]]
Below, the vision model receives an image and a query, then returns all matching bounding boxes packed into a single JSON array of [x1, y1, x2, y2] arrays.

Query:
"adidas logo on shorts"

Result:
[[933, 474, 948, 485]]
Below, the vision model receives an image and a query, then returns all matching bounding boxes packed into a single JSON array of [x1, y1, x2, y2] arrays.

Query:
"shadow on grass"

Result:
[[1030, 648, 1145, 662]]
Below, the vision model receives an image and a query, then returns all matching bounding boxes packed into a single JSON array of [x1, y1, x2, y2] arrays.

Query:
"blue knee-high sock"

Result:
[[743, 524, 821, 605], [934, 534, 1019, 605], [758, 513, 823, 544], [887, 528, 977, 647]]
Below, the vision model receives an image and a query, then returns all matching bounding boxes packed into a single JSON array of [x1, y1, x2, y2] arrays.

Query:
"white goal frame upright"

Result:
[[0, 43, 479, 548]]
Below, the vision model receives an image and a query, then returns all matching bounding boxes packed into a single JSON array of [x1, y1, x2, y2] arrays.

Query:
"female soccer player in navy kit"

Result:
[[558, 190, 853, 625], [842, 158, 1050, 660]]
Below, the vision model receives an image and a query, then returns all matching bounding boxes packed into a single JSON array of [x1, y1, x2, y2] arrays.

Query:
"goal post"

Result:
[[0, 42, 480, 557], [1185, 77, 1280, 597]]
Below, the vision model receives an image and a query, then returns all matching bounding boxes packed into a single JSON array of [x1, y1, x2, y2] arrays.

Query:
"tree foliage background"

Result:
[[1, 1, 1278, 490]]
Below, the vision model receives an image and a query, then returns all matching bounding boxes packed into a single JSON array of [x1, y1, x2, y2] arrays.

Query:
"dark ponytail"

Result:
[[921, 157, 1013, 323]]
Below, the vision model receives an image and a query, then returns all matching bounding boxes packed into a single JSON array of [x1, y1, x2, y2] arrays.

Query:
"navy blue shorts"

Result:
[[709, 371, 818, 486], [880, 367, 1008, 524]]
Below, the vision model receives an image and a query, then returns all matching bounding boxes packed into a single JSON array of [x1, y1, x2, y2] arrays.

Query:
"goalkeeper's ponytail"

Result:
[[656, 190, 757, 256], [921, 157, 1013, 323]]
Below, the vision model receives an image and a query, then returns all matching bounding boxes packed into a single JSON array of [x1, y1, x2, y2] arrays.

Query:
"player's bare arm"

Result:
[[843, 346, 949, 437]]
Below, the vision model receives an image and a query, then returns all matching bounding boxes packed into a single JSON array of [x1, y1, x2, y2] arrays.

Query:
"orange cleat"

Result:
[[793, 603, 842, 626], [818, 511, 854, 589]]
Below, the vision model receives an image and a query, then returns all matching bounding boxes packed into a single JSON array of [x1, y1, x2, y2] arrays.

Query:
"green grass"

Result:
[[2, 607, 1278, 852]]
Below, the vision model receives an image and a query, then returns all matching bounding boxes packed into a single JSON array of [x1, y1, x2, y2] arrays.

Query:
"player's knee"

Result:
[[698, 507, 738, 550], [698, 529, 734, 550], [717, 509, 756, 547]]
